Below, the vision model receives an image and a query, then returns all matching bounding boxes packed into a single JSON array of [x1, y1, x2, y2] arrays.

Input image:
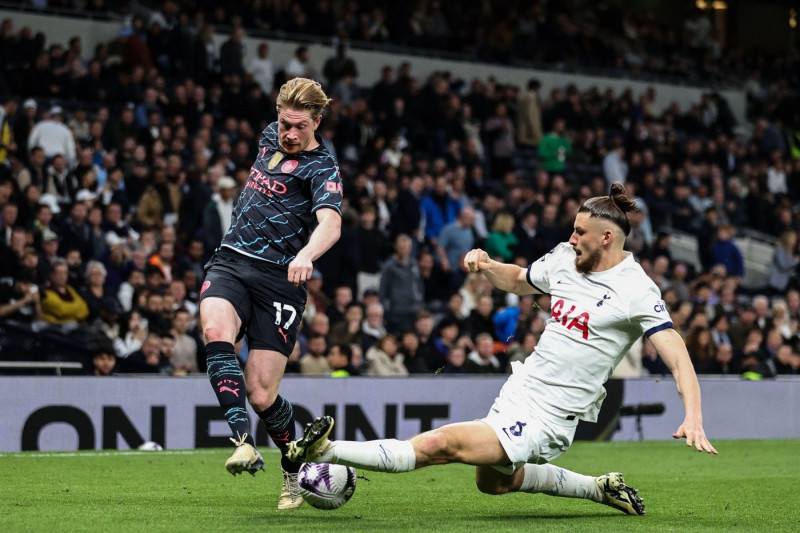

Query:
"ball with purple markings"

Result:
[[297, 462, 357, 510]]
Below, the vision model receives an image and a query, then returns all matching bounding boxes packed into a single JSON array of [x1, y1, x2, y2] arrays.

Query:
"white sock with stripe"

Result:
[[519, 464, 602, 501], [315, 439, 416, 473]]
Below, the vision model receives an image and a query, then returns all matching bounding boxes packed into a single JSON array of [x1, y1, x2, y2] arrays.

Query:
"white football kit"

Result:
[[483, 242, 672, 472]]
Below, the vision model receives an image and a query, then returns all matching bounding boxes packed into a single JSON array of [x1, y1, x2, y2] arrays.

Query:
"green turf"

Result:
[[1, 440, 798, 532]]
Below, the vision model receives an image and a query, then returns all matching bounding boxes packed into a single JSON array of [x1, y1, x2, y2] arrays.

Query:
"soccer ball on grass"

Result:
[[297, 462, 357, 510]]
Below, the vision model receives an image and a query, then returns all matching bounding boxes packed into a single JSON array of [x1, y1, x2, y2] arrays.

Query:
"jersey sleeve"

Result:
[[310, 156, 343, 214], [525, 242, 569, 294], [629, 284, 673, 337]]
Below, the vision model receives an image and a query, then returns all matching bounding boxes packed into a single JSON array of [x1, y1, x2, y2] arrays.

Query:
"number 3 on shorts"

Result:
[[273, 302, 297, 329]]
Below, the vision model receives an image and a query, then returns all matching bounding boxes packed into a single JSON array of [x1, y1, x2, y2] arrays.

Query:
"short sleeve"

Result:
[[526, 243, 569, 294], [629, 285, 673, 337], [311, 157, 343, 214]]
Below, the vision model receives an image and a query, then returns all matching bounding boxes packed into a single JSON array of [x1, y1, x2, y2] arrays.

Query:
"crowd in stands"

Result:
[[12, 0, 800, 91], [1, 1, 800, 379]]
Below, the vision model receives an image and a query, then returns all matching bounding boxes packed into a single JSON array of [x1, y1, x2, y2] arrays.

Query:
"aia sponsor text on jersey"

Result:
[[550, 298, 590, 339]]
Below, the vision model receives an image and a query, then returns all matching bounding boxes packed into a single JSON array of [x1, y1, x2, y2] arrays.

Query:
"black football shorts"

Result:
[[200, 248, 306, 356]]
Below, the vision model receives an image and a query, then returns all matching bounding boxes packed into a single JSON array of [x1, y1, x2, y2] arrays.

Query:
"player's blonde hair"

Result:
[[276, 78, 332, 121], [578, 182, 639, 236]]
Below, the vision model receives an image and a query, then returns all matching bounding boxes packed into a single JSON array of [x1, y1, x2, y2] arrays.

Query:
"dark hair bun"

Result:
[[609, 182, 638, 213]]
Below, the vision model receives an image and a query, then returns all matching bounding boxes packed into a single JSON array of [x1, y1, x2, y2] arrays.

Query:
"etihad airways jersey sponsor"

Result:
[[220, 122, 342, 265]]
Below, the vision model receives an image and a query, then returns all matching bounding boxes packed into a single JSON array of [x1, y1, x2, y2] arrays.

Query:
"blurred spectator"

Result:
[[361, 301, 387, 352], [79, 260, 109, 321], [463, 294, 497, 341], [465, 332, 503, 374], [284, 46, 315, 79], [328, 342, 360, 377], [59, 200, 93, 260], [0, 226, 25, 279], [219, 27, 245, 80], [27, 106, 76, 168], [356, 206, 389, 297], [329, 301, 364, 346], [420, 175, 460, 243], [14, 99, 38, 161], [300, 333, 330, 375], [16, 146, 46, 190], [516, 79, 543, 149], [0, 96, 19, 168], [123, 331, 162, 373], [114, 308, 148, 357], [148, 240, 175, 284], [505, 330, 537, 367], [365, 334, 407, 376], [485, 212, 518, 263], [398, 329, 427, 374], [379, 233, 423, 335], [40, 258, 88, 325], [248, 42, 275, 95], [602, 138, 627, 186], [169, 307, 199, 375], [686, 325, 715, 373], [305, 268, 330, 319], [710, 224, 744, 279], [90, 348, 117, 376], [388, 174, 424, 241], [323, 43, 358, 88], [0, 271, 42, 322], [442, 345, 467, 374], [768, 231, 799, 295], [87, 295, 122, 346], [774, 344, 800, 375], [483, 102, 515, 179], [418, 249, 450, 312], [436, 206, 475, 290], [538, 118, 571, 173]]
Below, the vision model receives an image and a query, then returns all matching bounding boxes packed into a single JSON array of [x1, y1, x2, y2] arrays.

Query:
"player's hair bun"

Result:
[[609, 182, 637, 213]]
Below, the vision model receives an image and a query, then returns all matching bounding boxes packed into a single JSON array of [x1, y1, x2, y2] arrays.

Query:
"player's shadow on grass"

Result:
[[270, 514, 368, 522], [470, 512, 622, 520]]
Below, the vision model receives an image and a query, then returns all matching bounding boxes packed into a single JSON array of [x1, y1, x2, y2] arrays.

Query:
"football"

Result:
[[297, 462, 357, 510]]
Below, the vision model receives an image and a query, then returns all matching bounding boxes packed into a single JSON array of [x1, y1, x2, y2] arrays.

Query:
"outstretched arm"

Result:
[[288, 207, 341, 287], [463, 249, 540, 296], [649, 328, 718, 455]]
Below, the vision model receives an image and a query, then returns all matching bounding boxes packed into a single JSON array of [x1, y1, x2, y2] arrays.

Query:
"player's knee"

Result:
[[414, 429, 457, 464], [202, 324, 229, 344], [247, 388, 278, 412]]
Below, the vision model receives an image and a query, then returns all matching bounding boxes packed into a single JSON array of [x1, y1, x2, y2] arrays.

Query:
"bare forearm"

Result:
[[481, 260, 530, 295], [672, 360, 704, 421], [297, 213, 341, 262]]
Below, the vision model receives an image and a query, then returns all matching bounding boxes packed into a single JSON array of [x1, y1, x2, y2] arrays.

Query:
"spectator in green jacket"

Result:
[[538, 118, 572, 173]]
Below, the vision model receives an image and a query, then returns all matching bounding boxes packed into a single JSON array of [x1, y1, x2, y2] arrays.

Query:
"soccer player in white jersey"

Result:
[[288, 182, 717, 515]]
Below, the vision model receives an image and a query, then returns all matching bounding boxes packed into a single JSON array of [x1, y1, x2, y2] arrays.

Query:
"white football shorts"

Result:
[[481, 363, 579, 474]]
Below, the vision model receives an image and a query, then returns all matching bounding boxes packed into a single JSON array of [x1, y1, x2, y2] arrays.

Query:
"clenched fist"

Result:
[[464, 249, 491, 273]]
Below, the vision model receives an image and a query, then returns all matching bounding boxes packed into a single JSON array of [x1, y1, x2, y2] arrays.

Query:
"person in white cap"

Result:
[[201, 175, 238, 256], [13, 99, 37, 161], [27, 105, 76, 168]]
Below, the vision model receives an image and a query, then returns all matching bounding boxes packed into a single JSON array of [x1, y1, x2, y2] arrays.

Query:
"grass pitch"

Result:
[[1, 439, 798, 532]]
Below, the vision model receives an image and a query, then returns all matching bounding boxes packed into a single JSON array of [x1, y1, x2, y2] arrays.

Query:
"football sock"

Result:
[[206, 341, 253, 446], [519, 464, 602, 501], [317, 439, 416, 473], [255, 395, 299, 473]]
